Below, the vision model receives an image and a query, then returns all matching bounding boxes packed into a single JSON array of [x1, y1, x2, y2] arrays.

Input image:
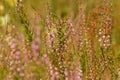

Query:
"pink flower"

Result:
[[31, 38, 40, 56]]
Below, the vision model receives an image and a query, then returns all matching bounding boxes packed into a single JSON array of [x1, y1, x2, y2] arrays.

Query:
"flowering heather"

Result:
[[0, 0, 120, 80]]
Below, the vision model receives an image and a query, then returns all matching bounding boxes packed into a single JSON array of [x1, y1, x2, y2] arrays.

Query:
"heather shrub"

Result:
[[0, 0, 120, 80]]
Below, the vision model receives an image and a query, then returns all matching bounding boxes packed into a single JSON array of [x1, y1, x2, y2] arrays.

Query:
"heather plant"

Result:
[[0, 0, 119, 80]]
